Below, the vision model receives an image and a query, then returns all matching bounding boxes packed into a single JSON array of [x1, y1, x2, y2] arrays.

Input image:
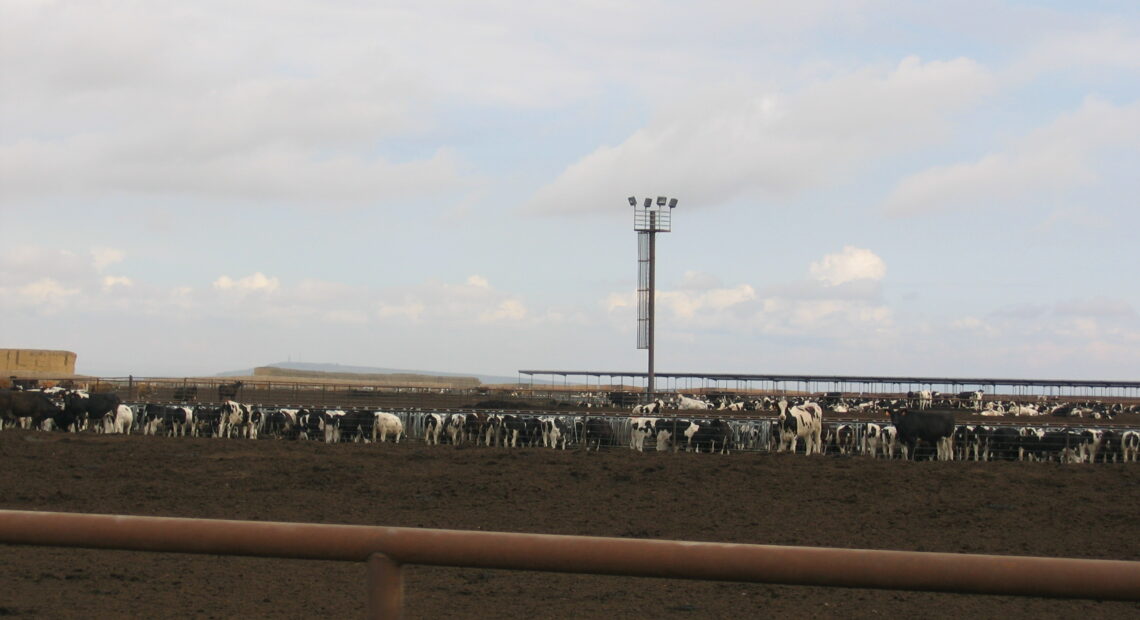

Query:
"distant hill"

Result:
[[216, 361, 530, 386]]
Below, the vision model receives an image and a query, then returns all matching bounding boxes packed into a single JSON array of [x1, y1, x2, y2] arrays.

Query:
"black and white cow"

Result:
[[101, 404, 135, 435], [1121, 431, 1139, 463], [294, 409, 323, 440], [827, 423, 858, 455], [629, 417, 659, 452], [372, 411, 404, 443], [652, 418, 691, 453], [862, 423, 898, 459], [684, 418, 732, 454], [262, 408, 299, 439], [218, 400, 258, 439], [424, 413, 447, 445], [776, 399, 824, 455], [140, 404, 194, 436], [632, 399, 666, 415], [540, 416, 572, 449], [500, 414, 540, 448], [445, 413, 468, 445]]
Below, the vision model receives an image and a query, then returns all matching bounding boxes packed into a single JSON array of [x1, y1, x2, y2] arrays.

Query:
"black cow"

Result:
[[0, 389, 62, 430], [63, 391, 121, 431], [172, 386, 199, 402], [336, 410, 375, 443], [887, 409, 955, 461], [217, 381, 243, 401], [581, 417, 616, 451]]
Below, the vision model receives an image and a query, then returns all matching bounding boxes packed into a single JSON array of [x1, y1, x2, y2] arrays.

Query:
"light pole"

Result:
[[630, 195, 677, 401]]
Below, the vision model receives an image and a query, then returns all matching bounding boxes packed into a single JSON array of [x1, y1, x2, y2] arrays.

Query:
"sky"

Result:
[[1, 1, 1138, 381]]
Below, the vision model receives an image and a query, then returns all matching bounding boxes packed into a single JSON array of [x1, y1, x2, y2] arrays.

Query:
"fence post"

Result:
[[367, 553, 404, 620]]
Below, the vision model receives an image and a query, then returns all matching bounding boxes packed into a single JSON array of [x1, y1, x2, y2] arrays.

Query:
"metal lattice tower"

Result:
[[631, 195, 677, 400]]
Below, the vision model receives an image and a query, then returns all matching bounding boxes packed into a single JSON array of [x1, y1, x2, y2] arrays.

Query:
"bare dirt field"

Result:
[[2, 429, 1138, 619]]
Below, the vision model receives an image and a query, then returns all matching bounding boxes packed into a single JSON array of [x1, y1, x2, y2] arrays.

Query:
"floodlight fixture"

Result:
[[628, 196, 637, 206], [657, 196, 666, 207], [643, 197, 652, 208], [668, 198, 678, 209]]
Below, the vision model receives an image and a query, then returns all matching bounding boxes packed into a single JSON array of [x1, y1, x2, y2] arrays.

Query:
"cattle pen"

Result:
[[1, 509, 1138, 619]]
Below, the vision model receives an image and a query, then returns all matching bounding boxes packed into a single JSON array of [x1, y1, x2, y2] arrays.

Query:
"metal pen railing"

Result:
[[2, 510, 1138, 619]]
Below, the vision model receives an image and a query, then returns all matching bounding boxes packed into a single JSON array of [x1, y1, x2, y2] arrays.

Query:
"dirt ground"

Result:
[[1, 428, 1138, 619]]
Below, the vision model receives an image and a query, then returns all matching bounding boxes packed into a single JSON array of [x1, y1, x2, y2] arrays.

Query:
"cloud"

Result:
[[883, 97, 1140, 217], [5, 278, 81, 310], [213, 272, 280, 293], [809, 246, 886, 286], [606, 252, 893, 340], [526, 55, 994, 214], [102, 276, 133, 291], [91, 247, 126, 271]]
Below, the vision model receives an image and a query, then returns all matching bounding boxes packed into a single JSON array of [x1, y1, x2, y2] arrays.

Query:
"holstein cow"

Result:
[[653, 417, 691, 453], [907, 390, 933, 411], [501, 414, 540, 448], [445, 414, 468, 445], [629, 417, 659, 452], [372, 411, 404, 443], [141, 404, 194, 436], [218, 401, 258, 439], [1120, 431, 1139, 463], [632, 399, 666, 415], [827, 423, 858, 455], [887, 409, 955, 461], [776, 399, 824, 455], [262, 408, 299, 439], [321, 410, 347, 443], [101, 404, 134, 435], [424, 413, 446, 445], [684, 418, 732, 454], [862, 423, 898, 459], [540, 416, 572, 449], [674, 395, 710, 410]]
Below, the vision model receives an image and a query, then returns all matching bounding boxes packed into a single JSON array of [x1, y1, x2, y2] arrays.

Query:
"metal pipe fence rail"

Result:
[[2, 510, 1138, 619]]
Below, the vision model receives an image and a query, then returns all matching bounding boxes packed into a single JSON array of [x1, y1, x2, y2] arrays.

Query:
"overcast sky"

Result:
[[2, 1, 1138, 381]]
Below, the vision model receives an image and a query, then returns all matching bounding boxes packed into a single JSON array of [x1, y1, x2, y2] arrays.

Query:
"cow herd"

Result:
[[1, 387, 1138, 464]]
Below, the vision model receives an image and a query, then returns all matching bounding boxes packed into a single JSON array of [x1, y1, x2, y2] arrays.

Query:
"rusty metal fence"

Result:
[[1, 509, 1138, 619]]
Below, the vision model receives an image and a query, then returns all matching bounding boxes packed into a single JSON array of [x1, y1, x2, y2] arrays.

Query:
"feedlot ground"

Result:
[[1, 431, 1138, 619]]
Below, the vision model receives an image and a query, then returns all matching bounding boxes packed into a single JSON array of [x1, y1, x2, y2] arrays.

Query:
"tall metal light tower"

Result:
[[630, 195, 677, 401]]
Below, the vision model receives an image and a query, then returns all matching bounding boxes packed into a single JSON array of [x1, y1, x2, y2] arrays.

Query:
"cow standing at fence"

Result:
[[0, 390, 62, 431], [887, 409, 955, 461], [776, 399, 824, 455], [63, 391, 121, 432], [218, 401, 258, 439], [102, 404, 134, 435], [372, 412, 404, 443]]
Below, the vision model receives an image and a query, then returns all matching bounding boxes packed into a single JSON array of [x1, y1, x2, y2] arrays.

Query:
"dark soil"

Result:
[[1, 429, 1137, 619]]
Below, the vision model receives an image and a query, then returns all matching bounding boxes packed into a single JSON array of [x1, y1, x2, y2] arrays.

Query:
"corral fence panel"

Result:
[[1, 509, 1138, 619]]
